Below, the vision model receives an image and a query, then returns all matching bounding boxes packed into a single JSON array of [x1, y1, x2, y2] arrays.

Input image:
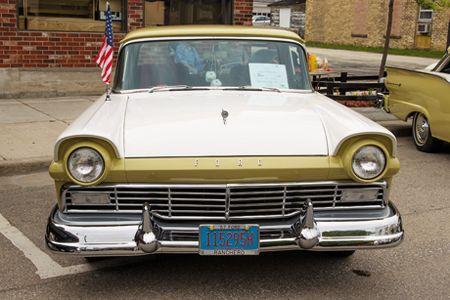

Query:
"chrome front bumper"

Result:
[[45, 201, 404, 256]]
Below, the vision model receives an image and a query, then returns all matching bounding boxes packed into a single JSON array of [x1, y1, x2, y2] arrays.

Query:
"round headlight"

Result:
[[67, 147, 104, 183], [352, 145, 386, 180]]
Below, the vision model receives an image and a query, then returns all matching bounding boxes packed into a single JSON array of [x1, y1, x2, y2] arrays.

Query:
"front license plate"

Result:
[[199, 224, 259, 255]]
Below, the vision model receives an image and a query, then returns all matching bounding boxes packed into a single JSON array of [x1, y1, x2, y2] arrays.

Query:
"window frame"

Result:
[[433, 50, 450, 73], [143, 0, 234, 26], [16, 0, 128, 33], [418, 8, 433, 23], [436, 55, 450, 74]]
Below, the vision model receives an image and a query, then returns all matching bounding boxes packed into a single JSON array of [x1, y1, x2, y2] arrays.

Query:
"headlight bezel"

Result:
[[63, 142, 111, 186], [351, 145, 387, 180], [341, 139, 391, 183]]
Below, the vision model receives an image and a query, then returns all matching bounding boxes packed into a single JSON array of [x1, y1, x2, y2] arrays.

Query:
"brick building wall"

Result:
[[305, 0, 449, 51], [431, 7, 450, 50], [0, 0, 146, 68], [0, 0, 253, 98], [234, 0, 253, 25], [0, 0, 252, 69]]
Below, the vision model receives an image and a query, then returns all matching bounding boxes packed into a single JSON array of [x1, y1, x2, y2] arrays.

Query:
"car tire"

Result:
[[412, 112, 442, 152]]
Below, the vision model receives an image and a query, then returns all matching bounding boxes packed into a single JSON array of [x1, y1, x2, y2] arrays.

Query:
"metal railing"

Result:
[[312, 72, 387, 105]]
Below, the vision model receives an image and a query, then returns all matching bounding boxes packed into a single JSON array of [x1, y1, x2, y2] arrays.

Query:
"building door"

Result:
[[145, 0, 233, 26], [279, 8, 291, 28]]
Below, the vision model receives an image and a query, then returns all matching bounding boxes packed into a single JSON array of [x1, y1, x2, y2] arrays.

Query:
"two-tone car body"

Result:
[[386, 47, 450, 152], [45, 26, 403, 257]]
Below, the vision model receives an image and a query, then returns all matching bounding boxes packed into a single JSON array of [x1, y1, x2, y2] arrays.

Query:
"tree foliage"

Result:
[[416, 0, 450, 9]]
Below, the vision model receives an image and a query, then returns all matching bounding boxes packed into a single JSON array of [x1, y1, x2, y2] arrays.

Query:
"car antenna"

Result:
[[105, 84, 111, 101]]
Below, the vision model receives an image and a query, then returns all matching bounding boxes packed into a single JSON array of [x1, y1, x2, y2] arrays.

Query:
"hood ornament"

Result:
[[221, 109, 229, 125]]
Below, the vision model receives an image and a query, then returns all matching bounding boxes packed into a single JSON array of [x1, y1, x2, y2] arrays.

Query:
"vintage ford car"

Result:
[[45, 26, 403, 257], [385, 47, 450, 152]]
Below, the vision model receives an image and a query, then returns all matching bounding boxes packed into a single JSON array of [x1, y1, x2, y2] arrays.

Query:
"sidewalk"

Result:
[[0, 95, 99, 176], [0, 95, 408, 176]]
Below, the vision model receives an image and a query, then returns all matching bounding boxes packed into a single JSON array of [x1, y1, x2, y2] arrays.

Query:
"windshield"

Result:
[[114, 39, 311, 91]]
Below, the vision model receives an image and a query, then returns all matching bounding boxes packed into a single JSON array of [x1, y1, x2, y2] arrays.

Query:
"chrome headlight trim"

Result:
[[351, 145, 387, 180], [67, 147, 105, 183]]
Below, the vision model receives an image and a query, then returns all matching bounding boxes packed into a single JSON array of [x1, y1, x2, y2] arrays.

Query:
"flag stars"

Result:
[[95, 1, 114, 84]]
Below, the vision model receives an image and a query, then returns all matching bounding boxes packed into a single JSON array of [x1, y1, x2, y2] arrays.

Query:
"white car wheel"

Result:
[[412, 113, 441, 152]]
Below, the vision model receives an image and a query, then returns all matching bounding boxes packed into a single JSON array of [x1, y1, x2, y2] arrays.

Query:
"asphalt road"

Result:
[[0, 124, 449, 299], [308, 47, 439, 75]]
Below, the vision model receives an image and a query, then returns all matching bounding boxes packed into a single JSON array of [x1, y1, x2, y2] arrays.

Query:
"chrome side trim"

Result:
[[62, 181, 384, 188]]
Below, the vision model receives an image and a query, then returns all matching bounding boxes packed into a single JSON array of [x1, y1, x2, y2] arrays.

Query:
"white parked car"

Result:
[[252, 15, 271, 26], [45, 26, 403, 258]]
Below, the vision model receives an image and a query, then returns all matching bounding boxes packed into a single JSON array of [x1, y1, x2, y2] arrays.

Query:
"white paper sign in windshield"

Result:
[[249, 63, 289, 89]]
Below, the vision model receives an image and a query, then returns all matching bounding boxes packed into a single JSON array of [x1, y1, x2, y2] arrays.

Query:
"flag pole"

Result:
[[94, 0, 113, 101], [105, 0, 111, 101], [106, 83, 111, 101]]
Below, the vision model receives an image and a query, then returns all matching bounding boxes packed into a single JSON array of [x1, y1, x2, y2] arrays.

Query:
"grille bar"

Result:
[[63, 181, 387, 220]]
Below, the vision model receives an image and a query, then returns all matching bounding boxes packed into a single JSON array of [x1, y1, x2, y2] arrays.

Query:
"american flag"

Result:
[[95, 1, 114, 84]]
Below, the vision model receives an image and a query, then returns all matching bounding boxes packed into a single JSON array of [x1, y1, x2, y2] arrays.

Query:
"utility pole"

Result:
[[379, 0, 395, 81]]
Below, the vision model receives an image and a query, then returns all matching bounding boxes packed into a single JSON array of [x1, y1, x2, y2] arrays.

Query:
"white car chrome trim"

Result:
[[60, 181, 388, 219], [45, 201, 403, 255]]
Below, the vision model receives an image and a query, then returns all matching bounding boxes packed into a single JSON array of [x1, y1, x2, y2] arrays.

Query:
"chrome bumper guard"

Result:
[[46, 201, 404, 256]]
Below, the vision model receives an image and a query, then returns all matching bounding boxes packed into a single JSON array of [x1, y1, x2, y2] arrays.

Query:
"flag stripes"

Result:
[[94, 1, 114, 85]]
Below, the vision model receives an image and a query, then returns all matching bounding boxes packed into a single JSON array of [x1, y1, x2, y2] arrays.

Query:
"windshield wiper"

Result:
[[223, 86, 281, 93], [148, 85, 210, 93]]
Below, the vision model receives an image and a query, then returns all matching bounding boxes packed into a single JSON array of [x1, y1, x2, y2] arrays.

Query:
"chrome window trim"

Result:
[[433, 51, 449, 73]]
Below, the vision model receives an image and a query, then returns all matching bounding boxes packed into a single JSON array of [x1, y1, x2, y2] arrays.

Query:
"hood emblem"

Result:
[[221, 109, 229, 125]]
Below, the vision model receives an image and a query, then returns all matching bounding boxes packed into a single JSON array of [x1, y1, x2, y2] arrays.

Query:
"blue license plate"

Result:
[[199, 224, 260, 255]]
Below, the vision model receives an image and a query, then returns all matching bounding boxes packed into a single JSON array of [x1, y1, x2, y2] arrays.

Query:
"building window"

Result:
[[253, 12, 271, 17], [418, 9, 433, 22], [144, 0, 233, 26], [17, 0, 125, 32], [417, 8, 433, 36]]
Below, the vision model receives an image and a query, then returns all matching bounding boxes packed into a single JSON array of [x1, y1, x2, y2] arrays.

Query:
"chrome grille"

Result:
[[62, 182, 386, 220]]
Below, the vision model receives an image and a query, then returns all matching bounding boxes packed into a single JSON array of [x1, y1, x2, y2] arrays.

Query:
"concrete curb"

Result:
[[0, 157, 51, 177]]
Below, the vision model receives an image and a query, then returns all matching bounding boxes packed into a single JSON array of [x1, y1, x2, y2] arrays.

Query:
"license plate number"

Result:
[[199, 224, 259, 255]]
